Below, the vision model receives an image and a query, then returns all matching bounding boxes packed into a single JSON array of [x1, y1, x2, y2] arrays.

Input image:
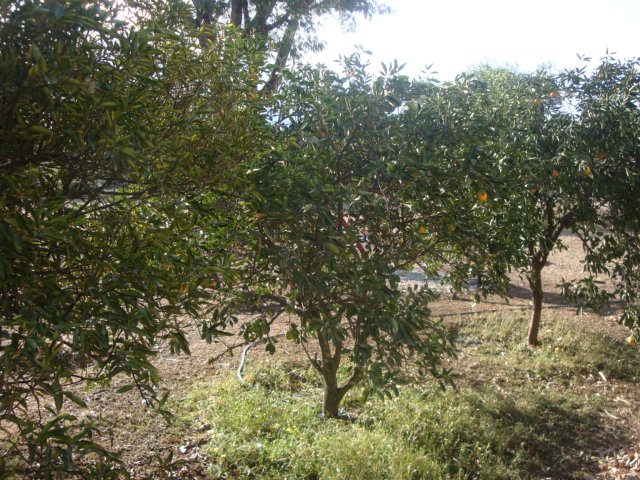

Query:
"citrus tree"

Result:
[[560, 56, 640, 340], [471, 68, 585, 347], [412, 66, 611, 346], [439, 63, 640, 346], [0, 0, 267, 476], [209, 55, 521, 418]]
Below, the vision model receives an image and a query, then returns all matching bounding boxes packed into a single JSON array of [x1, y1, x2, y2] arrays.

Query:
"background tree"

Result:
[[0, 0, 268, 476], [472, 68, 583, 347], [434, 62, 640, 346], [189, 0, 389, 91], [413, 66, 608, 346], [560, 56, 640, 340]]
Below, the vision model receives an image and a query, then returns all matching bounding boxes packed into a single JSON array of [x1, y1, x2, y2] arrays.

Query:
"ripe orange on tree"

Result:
[[550, 91, 559, 98], [628, 336, 637, 345], [476, 191, 488, 202], [597, 153, 607, 159], [582, 167, 591, 175], [551, 169, 559, 177]]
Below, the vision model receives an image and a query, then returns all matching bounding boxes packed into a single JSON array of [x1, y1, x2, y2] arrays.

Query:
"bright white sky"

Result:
[[307, 0, 640, 80]]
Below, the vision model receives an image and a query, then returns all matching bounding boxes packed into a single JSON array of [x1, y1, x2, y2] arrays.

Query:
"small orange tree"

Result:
[[438, 62, 640, 346], [218, 56, 501, 417], [414, 66, 609, 346]]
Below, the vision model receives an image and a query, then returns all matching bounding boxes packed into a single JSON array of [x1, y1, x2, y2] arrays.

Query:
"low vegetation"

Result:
[[172, 313, 639, 479]]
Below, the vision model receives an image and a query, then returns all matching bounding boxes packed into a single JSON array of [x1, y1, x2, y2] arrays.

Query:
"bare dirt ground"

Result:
[[55, 233, 639, 479]]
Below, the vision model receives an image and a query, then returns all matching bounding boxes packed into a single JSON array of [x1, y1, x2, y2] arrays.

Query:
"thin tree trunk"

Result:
[[322, 372, 342, 418], [527, 262, 544, 346], [316, 332, 362, 418], [262, 16, 299, 93]]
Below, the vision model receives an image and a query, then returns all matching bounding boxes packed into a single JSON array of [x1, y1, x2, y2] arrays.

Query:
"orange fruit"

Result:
[[551, 169, 559, 177], [534, 99, 542, 105], [627, 336, 637, 345], [596, 153, 607, 159], [476, 191, 488, 202], [554, 346, 562, 352], [530, 188, 537, 194], [550, 91, 559, 98], [418, 225, 426, 234], [582, 167, 591, 175]]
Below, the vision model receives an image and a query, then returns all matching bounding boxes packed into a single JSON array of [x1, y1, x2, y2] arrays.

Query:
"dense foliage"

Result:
[[0, 0, 267, 476], [561, 56, 640, 335], [412, 62, 640, 345], [1, 0, 639, 475], [220, 58, 545, 416]]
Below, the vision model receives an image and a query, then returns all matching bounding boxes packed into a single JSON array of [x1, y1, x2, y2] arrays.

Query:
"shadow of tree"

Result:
[[508, 283, 570, 306], [413, 386, 619, 480], [466, 389, 613, 479]]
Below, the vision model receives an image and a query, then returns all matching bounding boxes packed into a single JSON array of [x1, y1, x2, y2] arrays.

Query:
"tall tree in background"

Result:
[[190, 0, 389, 91]]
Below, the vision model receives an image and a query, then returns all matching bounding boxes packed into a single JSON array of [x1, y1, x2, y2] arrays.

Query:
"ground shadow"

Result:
[[428, 378, 624, 480], [480, 391, 616, 479], [507, 283, 571, 306]]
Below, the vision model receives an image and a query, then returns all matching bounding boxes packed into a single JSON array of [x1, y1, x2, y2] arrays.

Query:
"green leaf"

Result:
[[63, 391, 88, 408], [28, 125, 53, 136], [116, 385, 135, 394]]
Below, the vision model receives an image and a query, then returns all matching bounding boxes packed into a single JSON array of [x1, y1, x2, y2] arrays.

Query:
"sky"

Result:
[[306, 0, 640, 81]]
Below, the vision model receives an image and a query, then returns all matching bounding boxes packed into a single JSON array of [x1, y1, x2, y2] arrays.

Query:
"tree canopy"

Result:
[[0, 0, 268, 475], [190, 0, 389, 90]]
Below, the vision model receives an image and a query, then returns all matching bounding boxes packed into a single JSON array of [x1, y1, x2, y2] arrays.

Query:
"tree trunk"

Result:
[[322, 372, 343, 418], [315, 333, 364, 418], [527, 262, 544, 346], [230, 0, 244, 26], [262, 16, 299, 93]]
